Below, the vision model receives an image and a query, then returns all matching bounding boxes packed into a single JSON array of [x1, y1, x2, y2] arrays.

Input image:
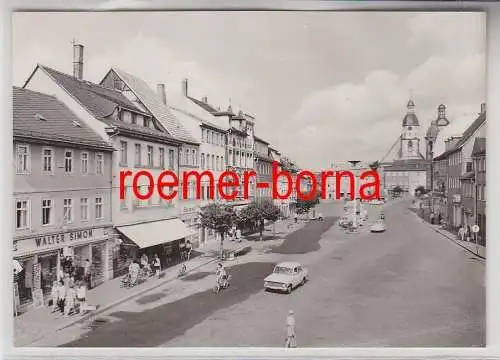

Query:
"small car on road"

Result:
[[264, 261, 308, 294], [370, 219, 387, 233], [370, 199, 385, 206], [310, 213, 324, 221]]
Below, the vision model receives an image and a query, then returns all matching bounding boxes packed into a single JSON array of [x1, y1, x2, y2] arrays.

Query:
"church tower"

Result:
[[400, 99, 422, 159]]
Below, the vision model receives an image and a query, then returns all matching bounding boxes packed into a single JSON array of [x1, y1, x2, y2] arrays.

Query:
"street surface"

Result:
[[49, 200, 484, 347]]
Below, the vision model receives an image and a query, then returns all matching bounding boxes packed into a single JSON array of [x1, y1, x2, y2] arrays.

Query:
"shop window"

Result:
[[16, 144, 31, 174], [80, 152, 89, 174], [15, 199, 30, 229], [63, 198, 73, 223], [41, 199, 52, 226], [96, 153, 104, 175], [95, 197, 103, 219], [64, 149, 73, 173], [41, 147, 54, 174], [80, 197, 89, 221]]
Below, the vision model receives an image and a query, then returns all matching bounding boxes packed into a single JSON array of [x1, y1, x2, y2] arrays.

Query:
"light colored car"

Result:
[[264, 261, 308, 294], [370, 199, 385, 206], [311, 213, 324, 221], [370, 219, 387, 233]]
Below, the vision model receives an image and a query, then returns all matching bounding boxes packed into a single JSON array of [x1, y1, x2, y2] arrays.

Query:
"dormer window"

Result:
[[131, 114, 137, 125], [144, 117, 150, 128]]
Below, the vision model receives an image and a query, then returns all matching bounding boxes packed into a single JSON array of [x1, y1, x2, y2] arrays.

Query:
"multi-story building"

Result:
[[254, 136, 273, 199], [23, 44, 197, 276], [99, 69, 202, 248], [472, 137, 486, 247], [13, 86, 114, 307]]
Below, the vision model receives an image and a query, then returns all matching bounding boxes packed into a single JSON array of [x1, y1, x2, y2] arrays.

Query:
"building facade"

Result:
[[472, 137, 486, 247], [254, 136, 273, 200], [13, 87, 114, 307]]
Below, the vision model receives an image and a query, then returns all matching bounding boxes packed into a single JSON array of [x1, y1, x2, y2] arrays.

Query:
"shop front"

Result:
[[114, 218, 198, 273], [13, 226, 113, 309]]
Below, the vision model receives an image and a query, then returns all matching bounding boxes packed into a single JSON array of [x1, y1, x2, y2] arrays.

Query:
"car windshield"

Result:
[[274, 266, 293, 275]]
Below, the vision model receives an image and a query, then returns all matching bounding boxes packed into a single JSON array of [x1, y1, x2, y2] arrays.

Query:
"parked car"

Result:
[[264, 261, 308, 294], [311, 213, 324, 221], [339, 215, 351, 227], [370, 219, 387, 233], [370, 199, 384, 206]]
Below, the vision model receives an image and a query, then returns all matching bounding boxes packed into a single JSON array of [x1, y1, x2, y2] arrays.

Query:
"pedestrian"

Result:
[[284, 310, 297, 348], [294, 213, 298, 224], [466, 225, 472, 242], [76, 280, 87, 315], [56, 280, 66, 315], [64, 284, 76, 317], [50, 280, 59, 313], [236, 228, 242, 243], [458, 225, 465, 241], [153, 254, 161, 278], [84, 258, 92, 289], [185, 240, 192, 260]]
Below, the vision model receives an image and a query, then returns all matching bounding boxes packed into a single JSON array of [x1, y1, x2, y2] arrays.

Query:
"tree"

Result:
[[296, 191, 320, 215], [368, 160, 380, 170], [414, 185, 428, 196], [199, 203, 235, 259], [239, 199, 281, 241], [392, 185, 403, 197]]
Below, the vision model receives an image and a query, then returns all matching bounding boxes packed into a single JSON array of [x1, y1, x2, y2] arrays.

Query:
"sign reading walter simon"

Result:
[[35, 229, 94, 247], [13, 227, 106, 256]]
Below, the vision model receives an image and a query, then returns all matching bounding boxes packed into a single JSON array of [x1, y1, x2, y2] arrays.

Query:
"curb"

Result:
[[56, 242, 254, 333], [412, 210, 486, 261], [430, 226, 485, 261], [55, 256, 219, 333]]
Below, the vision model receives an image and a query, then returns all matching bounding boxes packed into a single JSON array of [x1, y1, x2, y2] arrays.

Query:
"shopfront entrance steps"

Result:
[[14, 239, 252, 347]]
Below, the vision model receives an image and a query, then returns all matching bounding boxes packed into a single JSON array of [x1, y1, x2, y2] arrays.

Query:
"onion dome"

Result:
[[402, 99, 419, 127]]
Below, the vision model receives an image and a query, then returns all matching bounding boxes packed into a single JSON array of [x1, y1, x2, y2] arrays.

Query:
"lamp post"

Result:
[[348, 160, 361, 227]]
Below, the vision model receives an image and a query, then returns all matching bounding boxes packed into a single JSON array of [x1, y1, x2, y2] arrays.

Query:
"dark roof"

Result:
[[30, 65, 179, 143], [13, 87, 113, 150], [188, 96, 219, 114], [472, 137, 486, 157], [110, 69, 198, 144], [169, 106, 226, 133], [254, 135, 269, 145], [402, 113, 419, 127]]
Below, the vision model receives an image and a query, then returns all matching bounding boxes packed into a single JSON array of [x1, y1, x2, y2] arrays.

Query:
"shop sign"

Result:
[[182, 206, 197, 214], [13, 227, 107, 257]]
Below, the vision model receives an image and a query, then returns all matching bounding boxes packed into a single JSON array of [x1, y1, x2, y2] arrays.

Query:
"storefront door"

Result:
[[39, 253, 58, 296], [91, 243, 105, 287]]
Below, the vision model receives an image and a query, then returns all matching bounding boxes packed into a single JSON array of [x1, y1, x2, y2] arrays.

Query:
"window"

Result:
[[168, 149, 175, 170], [15, 199, 29, 229], [222, 156, 225, 166], [96, 153, 104, 175], [192, 149, 196, 166], [42, 147, 54, 174], [201, 153, 205, 169], [131, 114, 137, 125], [80, 197, 89, 221], [81, 152, 89, 174], [147, 146, 154, 167], [135, 144, 142, 166], [120, 141, 128, 164], [95, 197, 103, 219], [16, 144, 30, 174], [41, 199, 52, 225], [466, 162, 473, 173], [159, 148, 165, 168], [144, 117, 150, 128], [185, 149, 190, 165], [212, 155, 215, 170], [207, 154, 210, 169], [63, 198, 73, 223], [121, 187, 128, 210], [212, 132, 215, 144], [64, 150, 73, 173], [216, 156, 220, 171]]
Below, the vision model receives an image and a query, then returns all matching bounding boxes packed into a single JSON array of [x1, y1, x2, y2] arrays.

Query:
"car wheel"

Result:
[[286, 284, 293, 294], [301, 277, 306, 285]]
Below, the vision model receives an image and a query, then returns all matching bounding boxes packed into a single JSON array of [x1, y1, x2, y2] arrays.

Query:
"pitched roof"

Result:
[[13, 86, 113, 150], [254, 135, 269, 144], [109, 69, 198, 144], [187, 96, 219, 114], [472, 137, 486, 157], [169, 106, 226, 133]]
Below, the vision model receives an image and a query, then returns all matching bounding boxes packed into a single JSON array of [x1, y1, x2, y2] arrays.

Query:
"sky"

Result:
[[12, 10, 486, 170]]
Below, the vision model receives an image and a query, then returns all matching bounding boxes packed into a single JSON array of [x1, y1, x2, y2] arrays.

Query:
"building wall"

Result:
[[447, 150, 462, 228]]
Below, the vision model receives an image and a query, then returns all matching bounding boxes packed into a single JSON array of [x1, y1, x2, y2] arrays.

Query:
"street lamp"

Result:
[[348, 160, 361, 226]]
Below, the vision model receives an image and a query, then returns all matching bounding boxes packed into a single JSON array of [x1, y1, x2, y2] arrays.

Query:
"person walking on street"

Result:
[[294, 213, 298, 224], [84, 259, 91, 289], [153, 254, 161, 278], [185, 240, 192, 261], [236, 228, 242, 243], [285, 310, 297, 348]]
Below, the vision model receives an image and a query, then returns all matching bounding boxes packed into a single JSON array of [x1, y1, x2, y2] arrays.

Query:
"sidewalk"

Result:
[[14, 239, 250, 347], [410, 205, 486, 260]]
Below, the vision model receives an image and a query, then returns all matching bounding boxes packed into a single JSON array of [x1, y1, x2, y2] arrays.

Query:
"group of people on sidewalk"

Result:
[[50, 274, 87, 318]]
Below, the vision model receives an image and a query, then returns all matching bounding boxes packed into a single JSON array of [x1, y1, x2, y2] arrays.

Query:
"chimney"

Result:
[[202, 96, 208, 103], [182, 78, 188, 97], [481, 103, 486, 113], [157, 84, 167, 105], [73, 43, 84, 80]]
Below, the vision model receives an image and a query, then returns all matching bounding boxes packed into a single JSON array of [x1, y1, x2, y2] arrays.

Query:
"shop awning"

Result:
[[115, 218, 197, 249]]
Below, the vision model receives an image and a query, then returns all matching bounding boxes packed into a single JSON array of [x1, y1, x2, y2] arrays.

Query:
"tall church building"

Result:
[[381, 99, 428, 197]]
